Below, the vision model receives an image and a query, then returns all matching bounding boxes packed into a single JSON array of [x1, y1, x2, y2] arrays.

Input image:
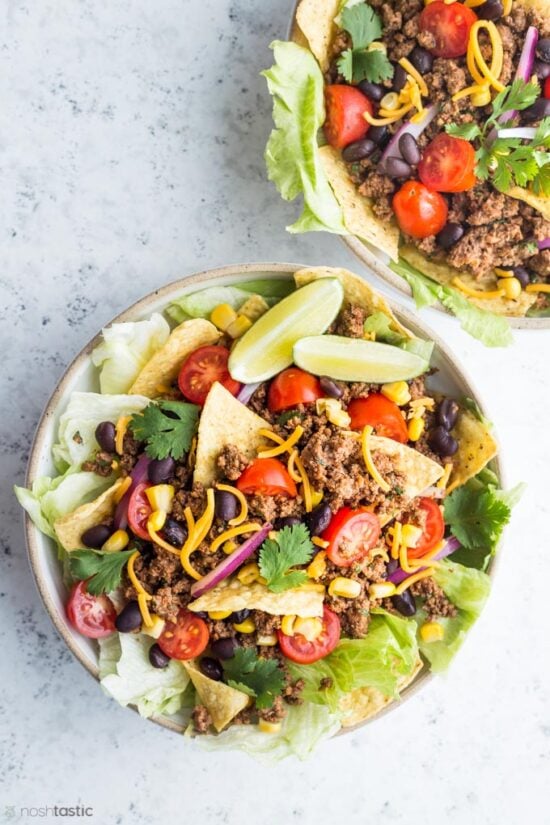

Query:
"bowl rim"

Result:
[[24, 261, 506, 736]]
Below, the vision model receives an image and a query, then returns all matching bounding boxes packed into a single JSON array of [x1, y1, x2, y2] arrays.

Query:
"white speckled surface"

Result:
[[1, 1, 548, 823]]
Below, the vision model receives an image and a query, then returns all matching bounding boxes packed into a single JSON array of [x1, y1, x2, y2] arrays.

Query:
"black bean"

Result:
[[81, 523, 112, 548], [533, 59, 550, 81], [384, 156, 412, 179], [398, 133, 421, 166], [523, 98, 550, 123], [392, 64, 407, 92], [358, 80, 385, 102], [200, 657, 223, 681], [149, 643, 170, 669], [475, 0, 503, 20], [193, 611, 209, 619], [386, 558, 399, 576], [368, 125, 389, 147], [342, 138, 377, 163], [276, 516, 302, 529], [95, 421, 116, 453], [436, 222, 464, 250], [437, 398, 459, 431], [162, 517, 188, 547], [230, 609, 251, 624], [512, 266, 531, 288], [319, 376, 344, 399], [148, 456, 176, 484], [306, 503, 332, 537], [210, 637, 239, 660], [536, 37, 550, 64], [429, 425, 459, 457], [391, 591, 417, 617], [215, 490, 239, 522], [409, 46, 433, 74], [115, 601, 142, 633]]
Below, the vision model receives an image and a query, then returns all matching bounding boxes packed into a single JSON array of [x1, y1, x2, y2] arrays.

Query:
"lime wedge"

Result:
[[293, 335, 429, 382], [228, 279, 344, 383]]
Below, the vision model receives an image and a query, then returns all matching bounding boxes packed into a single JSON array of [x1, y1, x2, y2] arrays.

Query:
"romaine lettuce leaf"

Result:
[[262, 41, 346, 234], [166, 286, 267, 325], [91, 313, 170, 394], [363, 311, 434, 362]]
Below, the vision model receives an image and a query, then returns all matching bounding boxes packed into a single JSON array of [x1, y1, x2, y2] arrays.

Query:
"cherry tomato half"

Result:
[[66, 580, 116, 639], [278, 606, 341, 664], [178, 345, 241, 406], [236, 458, 297, 498], [324, 85, 373, 150], [157, 609, 210, 660], [268, 367, 323, 413], [545, 77, 550, 99], [392, 180, 448, 239], [407, 498, 445, 559], [322, 508, 381, 567], [418, 134, 477, 193], [419, 1, 478, 59], [127, 481, 153, 541], [348, 394, 409, 443]]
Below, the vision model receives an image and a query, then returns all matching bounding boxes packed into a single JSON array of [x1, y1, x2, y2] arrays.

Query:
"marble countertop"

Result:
[[1, 1, 548, 823]]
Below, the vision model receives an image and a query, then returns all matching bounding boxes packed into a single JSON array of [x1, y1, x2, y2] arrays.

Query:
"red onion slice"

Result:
[[379, 104, 439, 171], [113, 454, 150, 530], [190, 522, 272, 598], [387, 535, 461, 586], [538, 238, 550, 250], [236, 382, 262, 406], [500, 26, 539, 125]]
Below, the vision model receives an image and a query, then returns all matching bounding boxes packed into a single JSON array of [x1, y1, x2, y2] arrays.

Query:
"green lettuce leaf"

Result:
[[262, 41, 346, 234], [364, 311, 434, 362], [166, 286, 272, 325], [99, 633, 190, 719], [91, 313, 170, 394], [389, 259, 513, 348], [233, 279, 295, 298]]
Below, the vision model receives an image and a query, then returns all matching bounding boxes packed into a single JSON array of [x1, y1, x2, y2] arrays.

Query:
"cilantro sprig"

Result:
[[337, 5, 394, 85], [446, 79, 550, 196], [69, 548, 135, 595], [259, 524, 315, 593], [130, 400, 199, 460], [222, 648, 285, 709]]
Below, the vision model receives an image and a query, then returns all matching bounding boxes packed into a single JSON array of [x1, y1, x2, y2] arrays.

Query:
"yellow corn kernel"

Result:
[[281, 615, 297, 636], [494, 268, 514, 278], [381, 381, 411, 406], [210, 303, 238, 331], [380, 92, 400, 110], [420, 621, 445, 643], [402, 523, 423, 548], [498, 277, 522, 300], [256, 633, 278, 646], [307, 550, 327, 579], [145, 484, 175, 513], [113, 476, 132, 502], [408, 417, 425, 442], [310, 489, 324, 508], [367, 40, 387, 53], [258, 719, 282, 734], [208, 610, 232, 620], [369, 581, 396, 599], [316, 398, 351, 428], [328, 577, 362, 599], [237, 562, 262, 585], [102, 529, 129, 552], [141, 614, 166, 639], [226, 314, 253, 339], [223, 540, 237, 555], [148, 509, 167, 532], [472, 86, 492, 106], [294, 616, 324, 642], [233, 618, 256, 634]]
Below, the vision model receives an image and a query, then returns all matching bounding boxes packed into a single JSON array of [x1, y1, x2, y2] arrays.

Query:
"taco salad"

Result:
[[16, 267, 520, 759]]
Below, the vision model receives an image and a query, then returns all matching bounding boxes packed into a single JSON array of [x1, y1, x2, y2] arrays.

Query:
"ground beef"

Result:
[[380, 2, 402, 33], [171, 461, 192, 492], [446, 222, 525, 277], [408, 376, 426, 401], [192, 705, 212, 734], [82, 450, 114, 477], [358, 172, 396, 203], [529, 250, 550, 277], [247, 493, 304, 522], [253, 611, 281, 636], [258, 695, 286, 723], [119, 431, 141, 475], [427, 58, 467, 99], [123, 545, 193, 621], [339, 601, 371, 638], [335, 305, 367, 338], [216, 444, 250, 480], [208, 621, 236, 642], [417, 28, 436, 51], [248, 383, 272, 421], [320, 676, 334, 690], [411, 576, 457, 619], [171, 482, 206, 521], [283, 679, 305, 706]]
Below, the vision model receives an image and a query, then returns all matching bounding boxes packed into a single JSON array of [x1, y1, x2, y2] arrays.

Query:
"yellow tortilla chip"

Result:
[[128, 319, 220, 398], [294, 266, 412, 338], [295, 0, 341, 72], [508, 186, 550, 222], [193, 382, 270, 487], [188, 579, 324, 618], [182, 661, 250, 732], [319, 145, 400, 262], [447, 409, 498, 493], [53, 478, 127, 552], [339, 656, 424, 728], [370, 435, 445, 500]]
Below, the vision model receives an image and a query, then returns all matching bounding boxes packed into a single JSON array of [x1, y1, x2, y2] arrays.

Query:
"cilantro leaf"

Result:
[[444, 485, 511, 552], [336, 49, 354, 83], [222, 648, 285, 709], [341, 4, 382, 50], [446, 122, 482, 141], [351, 50, 394, 84], [130, 400, 199, 460], [69, 549, 135, 595], [259, 524, 315, 593], [489, 78, 539, 125], [533, 161, 550, 196], [338, 5, 393, 84]]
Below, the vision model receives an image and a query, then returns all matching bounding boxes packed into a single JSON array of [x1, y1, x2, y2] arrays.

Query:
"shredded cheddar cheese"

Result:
[[113, 476, 132, 502], [287, 449, 303, 483], [180, 507, 202, 581], [437, 462, 453, 489], [526, 284, 550, 294], [399, 58, 429, 97], [394, 566, 435, 595], [114, 415, 132, 455], [294, 453, 313, 513], [209, 522, 263, 553], [257, 426, 304, 459], [361, 425, 391, 493], [365, 105, 413, 126], [467, 20, 505, 94], [452, 276, 505, 299], [312, 536, 329, 548], [137, 593, 154, 627], [390, 521, 402, 560]]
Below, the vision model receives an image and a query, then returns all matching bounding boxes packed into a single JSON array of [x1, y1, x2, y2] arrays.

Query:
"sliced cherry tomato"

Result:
[[544, 77, 550, 99], [407, 497, 445, 559], [178, 345, 241, 406], [392, 180, 448, 239], [127, 481, 153, 540], [66, 580, 116, 639], [267, 367, 323, 413], [322, 508, 381, 567], [278, 606, 341, 664], [348, 394, 409, 443], [419, 1, 478, 58], [418, 134, 477, 193], [236, 458, 297, 497], [157, 609, 209, 660], [324, 85, 373, 149]]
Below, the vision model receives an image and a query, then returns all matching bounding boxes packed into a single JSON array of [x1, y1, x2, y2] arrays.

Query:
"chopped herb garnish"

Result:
[[130, 400, 199, 460], [259, 523, 315, 593], [69, 549, 135, 595], [276, 409, 303, 426], [337, 5, 394, 85], [222, 648, 285, 709]]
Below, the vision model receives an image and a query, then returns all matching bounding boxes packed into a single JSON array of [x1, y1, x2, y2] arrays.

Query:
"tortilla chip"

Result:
[[128, 319, 220, 398], [53, 478, 127, 552], [319, 145, 400, 262], [193, 382, 270, 487], [239, 295, 269, 321], [294, 266, 412, 338], [508, 186, 550, 222], [182, 661, 250, 732], [371, 435, 445, 500], [339, 656, 424, 728], [188, 579, 324, 618], [447, 409, 498, 493], [295, 0, 341, 72]]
